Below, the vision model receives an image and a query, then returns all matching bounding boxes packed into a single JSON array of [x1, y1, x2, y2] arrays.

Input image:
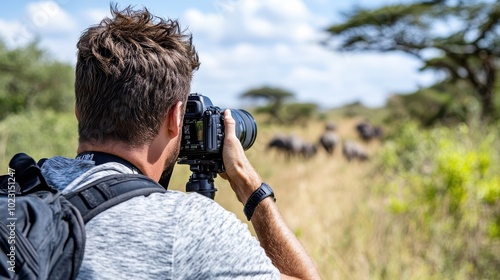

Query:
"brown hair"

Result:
[[75, 5, 200, 146]]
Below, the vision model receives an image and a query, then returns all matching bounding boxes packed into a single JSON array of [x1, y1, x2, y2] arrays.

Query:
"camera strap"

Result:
[[76, 151, 143, 175], [76, 151, 173, 189]]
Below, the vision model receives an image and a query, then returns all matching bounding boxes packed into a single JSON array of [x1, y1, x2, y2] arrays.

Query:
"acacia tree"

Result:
[[240, 86, 294, 124], [325, 0, 500, 119]]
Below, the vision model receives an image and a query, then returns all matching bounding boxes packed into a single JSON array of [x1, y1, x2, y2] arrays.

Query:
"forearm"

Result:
[[221, 110, 320, 279], [223, 165, 320, 279], [251, 197, 321, 280]]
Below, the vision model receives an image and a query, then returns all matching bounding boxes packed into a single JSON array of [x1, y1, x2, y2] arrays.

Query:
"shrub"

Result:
[[375, 121, 500, 278], [0, 110, 77, 169]]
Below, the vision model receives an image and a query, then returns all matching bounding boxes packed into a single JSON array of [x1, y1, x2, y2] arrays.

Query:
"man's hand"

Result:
[[219, 109, 262, 204]]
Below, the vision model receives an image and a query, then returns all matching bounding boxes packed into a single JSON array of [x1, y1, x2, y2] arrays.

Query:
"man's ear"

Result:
[[166, 101, 184, 138], [75, 105, 79, 120]]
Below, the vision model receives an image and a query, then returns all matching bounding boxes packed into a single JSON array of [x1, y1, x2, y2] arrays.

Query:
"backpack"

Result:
[[0, 153, 167, 280]]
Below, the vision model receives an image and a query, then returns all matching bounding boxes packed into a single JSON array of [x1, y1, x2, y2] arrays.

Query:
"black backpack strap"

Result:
[[64, 174, 166, 223]]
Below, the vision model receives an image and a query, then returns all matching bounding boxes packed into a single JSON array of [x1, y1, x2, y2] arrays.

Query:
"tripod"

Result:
[[178, 158, 225, 200]]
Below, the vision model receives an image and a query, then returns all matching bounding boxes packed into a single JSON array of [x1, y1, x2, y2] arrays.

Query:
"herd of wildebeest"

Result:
[[266, 120, 383, 162]]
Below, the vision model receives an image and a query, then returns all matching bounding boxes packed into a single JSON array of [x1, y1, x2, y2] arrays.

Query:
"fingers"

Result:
[[221, 109, 261, 203]]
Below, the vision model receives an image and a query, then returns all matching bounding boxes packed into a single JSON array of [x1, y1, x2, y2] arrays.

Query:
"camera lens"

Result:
[[230, 109, 257, 150]]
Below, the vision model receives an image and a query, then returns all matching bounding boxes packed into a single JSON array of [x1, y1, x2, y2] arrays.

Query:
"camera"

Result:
[[179, 93, 257, 161], [176, 93, 257, 199]]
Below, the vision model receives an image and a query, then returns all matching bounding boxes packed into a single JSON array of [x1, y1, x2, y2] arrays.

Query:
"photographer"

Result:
[[41, 5, 320, 280]]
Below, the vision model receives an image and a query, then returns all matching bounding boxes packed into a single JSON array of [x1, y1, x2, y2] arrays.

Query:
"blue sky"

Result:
[[0, 0, 436, 109]]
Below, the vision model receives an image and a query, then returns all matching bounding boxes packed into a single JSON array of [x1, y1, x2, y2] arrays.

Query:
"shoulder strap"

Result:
[[64, 174, 167, 224]]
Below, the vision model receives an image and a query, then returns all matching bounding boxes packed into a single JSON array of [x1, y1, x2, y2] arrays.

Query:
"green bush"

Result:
[[0, 110, 78, 169], [0, 40, 75, 120], [375, 121, 500, 278]]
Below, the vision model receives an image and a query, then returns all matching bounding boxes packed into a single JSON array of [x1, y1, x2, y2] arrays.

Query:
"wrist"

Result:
[[243, 182, 276, 220], [229, 169, 261, 204], [237, 180, 261, 205]]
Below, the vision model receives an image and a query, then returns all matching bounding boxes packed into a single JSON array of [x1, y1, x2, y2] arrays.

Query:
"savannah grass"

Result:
[[1, 110, 499, 279]]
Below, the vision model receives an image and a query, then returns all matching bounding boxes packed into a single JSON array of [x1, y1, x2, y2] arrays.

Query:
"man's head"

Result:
[[75, 5, 200, 147]]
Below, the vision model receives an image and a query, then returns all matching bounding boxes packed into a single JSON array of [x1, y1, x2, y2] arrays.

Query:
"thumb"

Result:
[[224, 109, 236, 140]]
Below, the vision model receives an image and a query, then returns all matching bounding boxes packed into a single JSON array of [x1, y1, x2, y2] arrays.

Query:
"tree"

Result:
[[324, 0, 500, 120], [281, 102, 318, 126], [241, 86, 294, 124], [0, 39, 74, 119]]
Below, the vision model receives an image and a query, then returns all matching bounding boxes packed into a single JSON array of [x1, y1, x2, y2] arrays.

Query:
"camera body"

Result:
[[179, 93, 257, 159], [179, 93, 224, 157]]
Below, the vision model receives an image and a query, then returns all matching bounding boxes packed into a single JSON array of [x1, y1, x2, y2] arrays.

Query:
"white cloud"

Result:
[[186, 0, 320, 45], [186, 0, 436, 109], [0, 2, 85, 62], [0, 0, 436, 109], [184, 9, 225, 43], [24, 1, 77, 35], [0, 19, 34, 47]]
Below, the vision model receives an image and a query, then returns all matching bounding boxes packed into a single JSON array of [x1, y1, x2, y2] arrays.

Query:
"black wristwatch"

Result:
[[243, 182, 276, 221]]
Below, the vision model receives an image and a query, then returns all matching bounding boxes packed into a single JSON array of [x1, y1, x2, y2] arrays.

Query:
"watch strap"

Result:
[[244, 182, 276, 221]]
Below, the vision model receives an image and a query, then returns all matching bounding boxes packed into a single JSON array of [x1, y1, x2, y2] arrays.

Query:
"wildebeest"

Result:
[[267, 135, 288, 150], [356, 120, 383, 142], [267, 134, 317, 160], [300, 142, 317, 159], [342, 140, 369, 162], [319, 122, 340, 156]]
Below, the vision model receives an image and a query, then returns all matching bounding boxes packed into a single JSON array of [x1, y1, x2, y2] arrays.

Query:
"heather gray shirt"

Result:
[[41, 157, 280, 279]]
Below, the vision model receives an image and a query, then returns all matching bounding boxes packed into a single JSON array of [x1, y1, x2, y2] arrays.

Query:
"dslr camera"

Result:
[[176, 93, 257, 199]]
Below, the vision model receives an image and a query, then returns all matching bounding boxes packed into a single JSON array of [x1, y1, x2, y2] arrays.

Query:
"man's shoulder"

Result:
[[138, 190, 229, 223], [92, 188, 222, 222]]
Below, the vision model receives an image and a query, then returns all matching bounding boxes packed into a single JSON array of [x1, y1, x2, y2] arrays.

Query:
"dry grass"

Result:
[[2, 110, 498, 279], [169, 117, 381, 279]]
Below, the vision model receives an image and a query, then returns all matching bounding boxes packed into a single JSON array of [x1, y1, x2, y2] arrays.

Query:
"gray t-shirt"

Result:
[[41, 156, 280, 279]]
